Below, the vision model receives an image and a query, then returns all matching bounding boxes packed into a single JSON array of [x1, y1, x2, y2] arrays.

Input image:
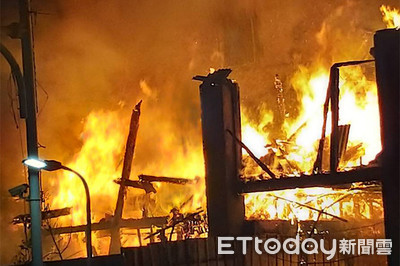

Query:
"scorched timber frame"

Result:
[[195, 29, 399, 266]]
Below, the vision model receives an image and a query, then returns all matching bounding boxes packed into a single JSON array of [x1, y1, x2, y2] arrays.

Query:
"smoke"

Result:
[[1, 0, 398, 263]]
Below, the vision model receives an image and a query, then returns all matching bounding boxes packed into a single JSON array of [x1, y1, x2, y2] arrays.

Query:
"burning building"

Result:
[[0, 0, 399, 265]]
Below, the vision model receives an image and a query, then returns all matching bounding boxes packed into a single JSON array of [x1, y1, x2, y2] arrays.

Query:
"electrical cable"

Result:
[[45, 217, 63, 260]]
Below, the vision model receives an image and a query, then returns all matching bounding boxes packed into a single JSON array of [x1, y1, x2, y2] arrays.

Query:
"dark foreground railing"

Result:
[[121, 235, 387, 266]]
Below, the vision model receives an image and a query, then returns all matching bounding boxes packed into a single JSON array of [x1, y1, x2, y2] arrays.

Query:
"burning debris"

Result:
[[2, 1, 399, 265], [241, 59, 385, 224], [39, 100, 207, 257], [145, 209, 207, 242]]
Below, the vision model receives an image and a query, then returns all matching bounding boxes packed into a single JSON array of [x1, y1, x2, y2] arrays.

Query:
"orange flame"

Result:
[[43, 4, 390, 258], [241, 6, 387, 221], [46, 109, 206, 255], [242, 63, 383, 221], [380, 5, 400, 28]]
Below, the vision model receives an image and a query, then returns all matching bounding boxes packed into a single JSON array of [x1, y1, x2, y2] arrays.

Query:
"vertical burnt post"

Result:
[[194, 69, 245, 236], [374, 29, 399, 266], [109, 101, 142, 254], [330, 67, 340, 173]]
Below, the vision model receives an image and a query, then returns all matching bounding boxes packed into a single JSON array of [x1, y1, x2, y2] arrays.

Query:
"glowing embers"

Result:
[[244, 185, 383, 222]]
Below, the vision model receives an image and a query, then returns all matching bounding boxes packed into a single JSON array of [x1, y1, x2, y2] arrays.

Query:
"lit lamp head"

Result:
[[23, 158, 47, 169], [22, 158, 63, 171]]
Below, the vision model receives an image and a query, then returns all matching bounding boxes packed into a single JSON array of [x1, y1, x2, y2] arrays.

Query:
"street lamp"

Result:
[[23, 158, 93, 260]]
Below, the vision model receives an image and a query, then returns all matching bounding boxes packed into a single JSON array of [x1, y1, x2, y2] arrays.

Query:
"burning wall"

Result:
[[0, 0, 399, 263]]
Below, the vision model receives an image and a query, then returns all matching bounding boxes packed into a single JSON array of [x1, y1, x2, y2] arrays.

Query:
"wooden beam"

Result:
[[195, 69, 245, 236], [314, 60, 374, 173], [227, 129, 276, 179], [138, 174, 195, 185], [114, 179, 156, 193], [330, 67, 340, 173], [43, 216, 167, 236], [109, 101, 142, 254], [241, 167, 381, 193], [12, 207, 71, 224], [374, 29, 400, 266]]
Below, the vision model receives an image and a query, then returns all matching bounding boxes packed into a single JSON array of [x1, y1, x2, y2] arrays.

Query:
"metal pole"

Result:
[[61, 166, 92, 260], [0, 43, 27, 118], [18, 0, 42, 264]]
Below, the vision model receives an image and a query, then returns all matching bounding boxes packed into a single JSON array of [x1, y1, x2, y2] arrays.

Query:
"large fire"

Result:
[[243, 5, 400, 222], [44, 109, 206, 256], [242, 62, 383, 221], [39, 4, 398, 259]]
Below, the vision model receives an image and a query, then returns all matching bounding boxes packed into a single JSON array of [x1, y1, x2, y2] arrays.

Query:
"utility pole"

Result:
[[18, 0, 43, 265]]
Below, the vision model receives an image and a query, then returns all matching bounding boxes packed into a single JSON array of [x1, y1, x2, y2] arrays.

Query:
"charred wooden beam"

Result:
[[114, 178, 156, 193], [138, 174, 195, 185], [331, 60, 373, 172], [330, 66, 340, 173], [374, 29, 399, 266], [195, 69, 245, 236], [110, 100, 142, 254], [227, 129, 276, 179], [42, 207, 71, 220], [43, 216, 167, 236], [193, 68, 232, 82], [241, 166, 381, 193], [314, 60, 374, 173], [338, 124, 350, 163], [313, 78, 330, 173], [12, 207, 71, 224]]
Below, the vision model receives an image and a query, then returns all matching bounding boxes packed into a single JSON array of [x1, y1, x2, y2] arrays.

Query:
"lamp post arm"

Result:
[[0, 43, 27, 118], [61, 166, 92, 260]]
